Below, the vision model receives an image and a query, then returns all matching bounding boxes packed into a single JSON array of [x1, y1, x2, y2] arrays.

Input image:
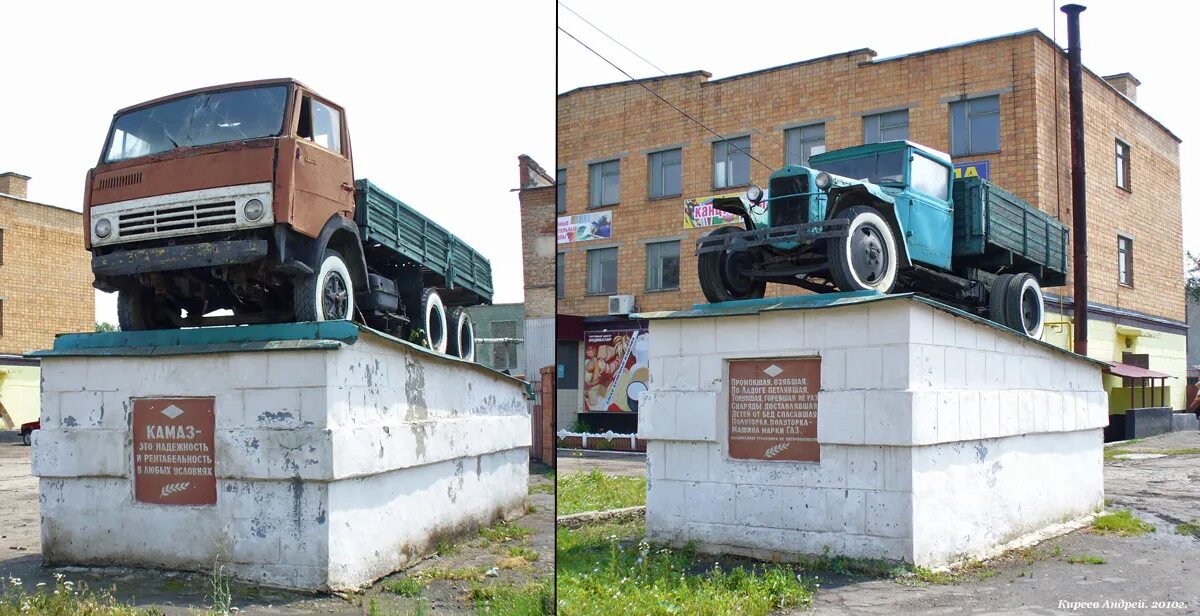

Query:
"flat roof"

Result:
[[559, 29, 1179, 143]]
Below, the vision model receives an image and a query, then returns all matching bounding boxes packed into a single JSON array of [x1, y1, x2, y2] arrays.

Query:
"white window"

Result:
[[646, 241, 680, 291], [589, 160, 620, 207], [587, 247, 618, 294], [863, 110, 909, 144], [713, 136, 751, 188], [648, 149, 682, 199], [785, 124, 826, 166]]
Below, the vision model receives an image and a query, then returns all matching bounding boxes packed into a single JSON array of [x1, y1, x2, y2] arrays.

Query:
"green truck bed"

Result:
[[353, 179, 494, 303], [951, 177, 1069, 286]]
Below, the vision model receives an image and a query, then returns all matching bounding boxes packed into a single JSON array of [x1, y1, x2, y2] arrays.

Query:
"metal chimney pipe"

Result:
[[1062, 3, 1088, 355]]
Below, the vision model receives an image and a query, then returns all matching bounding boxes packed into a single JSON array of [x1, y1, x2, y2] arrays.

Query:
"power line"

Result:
[[558, 25, 773, 172], [558, 1, 799, 165]]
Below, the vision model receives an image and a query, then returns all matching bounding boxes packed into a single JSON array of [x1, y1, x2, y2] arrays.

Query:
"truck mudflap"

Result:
[[694, 220, 849, 255], [92, 240, 269, 276]]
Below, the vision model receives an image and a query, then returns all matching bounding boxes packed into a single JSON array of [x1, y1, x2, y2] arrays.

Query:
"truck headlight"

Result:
[[244, 198, 265, 221], [745, 184, 764, 204], [815, 172, 832, 190], [94, 218, 112, 239]]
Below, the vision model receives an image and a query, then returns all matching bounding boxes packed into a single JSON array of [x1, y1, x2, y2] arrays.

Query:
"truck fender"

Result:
[[312, 215, 370, 291], [826, 186, 912, 269]]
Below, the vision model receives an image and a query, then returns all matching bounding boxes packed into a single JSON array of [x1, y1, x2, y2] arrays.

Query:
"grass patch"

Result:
[[434, 537, 461, 557], [418, 566, 485, 581], [507, 546, 540, 561], [1175, 521, 1200, 538], [1103, 448, 1132, 462], [0, 576, 161, 616], [479, 520, 532, 544], [470, 580, 552, 615], [1160, 448, 1200, 456], [557, 521, 814, 615], [495, 556, 532, 570], [557, 469, 646, 515], [528, 482, 555, 495], [1092, 510, 1156, 536], [1066, 555, 1106, 565], [382, 577, 424, 597]]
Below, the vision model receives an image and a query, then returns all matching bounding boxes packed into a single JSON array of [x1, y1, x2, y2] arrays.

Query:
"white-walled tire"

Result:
[[421, 288, 448, 354], [1004, 273, 1045, 339], [828, 206, 899, 293], [447, 306, 476, 362], [295, 250, 355, 322]]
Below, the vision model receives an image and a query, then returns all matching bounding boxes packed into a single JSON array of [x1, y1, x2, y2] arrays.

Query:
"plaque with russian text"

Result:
[[132, 398, 217, 506], [727, 358, 820, 462]]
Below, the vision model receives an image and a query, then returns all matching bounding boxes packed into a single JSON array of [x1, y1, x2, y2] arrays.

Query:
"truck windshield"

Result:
[[811, 150, 905, 186], [104, 85, 288, 162]]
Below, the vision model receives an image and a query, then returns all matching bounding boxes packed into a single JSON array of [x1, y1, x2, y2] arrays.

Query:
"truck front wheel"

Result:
[[698, 226, 766, 303], [295, 250, 356, 322], [447, 306, 476, 362], [829, 206, 898, 293]]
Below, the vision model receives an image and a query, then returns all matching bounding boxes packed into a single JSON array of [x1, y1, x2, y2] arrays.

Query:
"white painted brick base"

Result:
[[33, 330, 530, 590], [641, 298, 1107, 567]]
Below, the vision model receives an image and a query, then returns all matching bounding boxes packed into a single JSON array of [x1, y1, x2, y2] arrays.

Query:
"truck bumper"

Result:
[[695, 220, 849, 255], [92, 240, 270, 277]]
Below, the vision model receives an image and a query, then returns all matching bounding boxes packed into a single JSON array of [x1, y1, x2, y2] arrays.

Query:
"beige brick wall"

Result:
[[0, 196, 94, 354], [556, 31, 1184, 324], [520, 183, 557, 319]]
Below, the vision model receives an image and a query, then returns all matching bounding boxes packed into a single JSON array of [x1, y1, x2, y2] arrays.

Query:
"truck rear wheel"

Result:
[[447, 307, 476, 362], [987, 273, 1045, 338], [421, 288, 448, 354], [295, 250, 355, 322], [698, 226, 766, 303], [828, 206, 898, 293], [117, 287, 173, 331]]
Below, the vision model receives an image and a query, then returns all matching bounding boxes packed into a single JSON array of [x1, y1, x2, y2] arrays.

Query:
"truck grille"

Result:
[[769, 174, 810, 227], [117, 201, 238, 238]]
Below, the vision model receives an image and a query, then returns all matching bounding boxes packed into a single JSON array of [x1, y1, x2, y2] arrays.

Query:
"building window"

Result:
[[712, 136, 751, 189], [784, 124, 826, 166], [490, 320, 518, 371], [648, 148, 682, 199], [556, 253, 565, 298], [556, 341, 579, 389], [863, 109, 909, 144], [1116, 139, 1131, 191], [645, 241, 680, 291], [950, 96, 1000, 156], [1118, 235, 1133, 287], [556, 168, 567, 213], [0, 229, 4, 265], [586, 247, 618, 295], [588, 159, 620, 207]]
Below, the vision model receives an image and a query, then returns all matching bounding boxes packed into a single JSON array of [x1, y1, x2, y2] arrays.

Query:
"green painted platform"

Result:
[[28, 321, 360, 358]]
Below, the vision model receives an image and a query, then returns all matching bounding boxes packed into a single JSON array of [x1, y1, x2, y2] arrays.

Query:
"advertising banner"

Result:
[[557, 211, 613, 243], [583, 328, 649, 412], [953, 160, 990, 180], [684, 191, 766, 229]]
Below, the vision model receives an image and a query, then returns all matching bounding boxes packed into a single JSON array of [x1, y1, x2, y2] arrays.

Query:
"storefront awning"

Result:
[[1104, 361, 1171, 380]]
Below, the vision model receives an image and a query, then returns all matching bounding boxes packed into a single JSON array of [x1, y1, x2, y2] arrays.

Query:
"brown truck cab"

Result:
[[86, 78, 372, 330]]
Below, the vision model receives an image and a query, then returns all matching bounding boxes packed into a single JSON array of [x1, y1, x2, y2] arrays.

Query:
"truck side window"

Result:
[[296, 96, 342, 155], [910, 153, 949, 201]]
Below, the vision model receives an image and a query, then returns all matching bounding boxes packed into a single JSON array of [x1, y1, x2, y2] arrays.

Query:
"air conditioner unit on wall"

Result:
[[608, 294, 634, 315]]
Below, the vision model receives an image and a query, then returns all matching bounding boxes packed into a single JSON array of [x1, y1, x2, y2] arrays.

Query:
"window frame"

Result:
[[784, 123, 826, 167], [1117, 234, 1134, 287], [1116, 139, 1132, 192], [588, 159, 621, 208], [909, 152, 952, 202], [647, 148, 683, 200], [863, 109, 910, 144], [645, 240, 681, 292], [949, 95, 1001, 156], [712, 135, 752, 189], [586, 246, 619, 295], [556, 168, 567, 214]]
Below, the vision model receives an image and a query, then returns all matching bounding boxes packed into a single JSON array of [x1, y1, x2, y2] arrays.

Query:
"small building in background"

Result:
[[468, 302, 525, 378], [0, 172, 95, 430]]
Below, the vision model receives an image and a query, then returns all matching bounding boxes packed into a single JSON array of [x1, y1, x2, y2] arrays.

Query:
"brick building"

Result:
[[0, 172, 94, 354], [556, 29, 1187, 430], [517, 154, 557, 380]]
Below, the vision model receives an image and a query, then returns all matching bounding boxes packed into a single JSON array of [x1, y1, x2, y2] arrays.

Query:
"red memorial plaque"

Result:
[[132, 398, 217, 506], [727, 358, 821, 462]]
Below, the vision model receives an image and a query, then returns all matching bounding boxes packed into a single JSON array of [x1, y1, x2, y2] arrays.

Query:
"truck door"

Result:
[[292, 93, 354, 238], [904, 151, 954, 270]]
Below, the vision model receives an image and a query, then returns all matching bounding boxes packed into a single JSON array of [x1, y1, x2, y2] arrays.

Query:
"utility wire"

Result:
[[558, 25, 773, 172], [558, 1, 800, 165]]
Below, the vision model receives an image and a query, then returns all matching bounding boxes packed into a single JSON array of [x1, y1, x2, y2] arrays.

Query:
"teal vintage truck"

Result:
[[697, 140, 1068, 338]]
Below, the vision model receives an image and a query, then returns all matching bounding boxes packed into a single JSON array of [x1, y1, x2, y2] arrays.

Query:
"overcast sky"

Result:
[[0, 1, 553, 326], [558, 0, 1198, 264]]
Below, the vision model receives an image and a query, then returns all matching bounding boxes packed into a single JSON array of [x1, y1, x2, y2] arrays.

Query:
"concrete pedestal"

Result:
[[636, 292, 1108, 568], [29, 321, 530, 590]]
